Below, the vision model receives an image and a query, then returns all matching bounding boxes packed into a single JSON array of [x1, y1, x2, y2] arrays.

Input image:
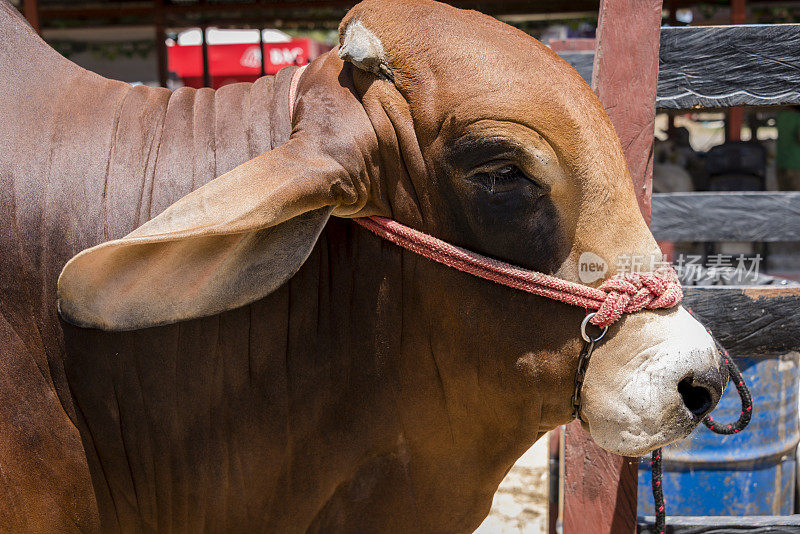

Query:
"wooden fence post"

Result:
[[563, 0, 663, 532], [22, 0, 40, 34], [155, 0, 168, 89], [591, 0, 663, 223], [726, 0, 746, 141]]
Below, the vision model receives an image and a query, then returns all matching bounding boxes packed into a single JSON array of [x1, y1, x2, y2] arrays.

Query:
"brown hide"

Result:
[[1, 1, 302, 530], [1, 2, 99, 530]]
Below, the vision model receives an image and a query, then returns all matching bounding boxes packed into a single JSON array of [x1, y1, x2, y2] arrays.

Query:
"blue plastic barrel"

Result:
[[638, 352, 799, 516]]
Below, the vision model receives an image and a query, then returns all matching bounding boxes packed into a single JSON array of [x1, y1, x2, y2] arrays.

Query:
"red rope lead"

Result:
[[353, 216, 683, 327]]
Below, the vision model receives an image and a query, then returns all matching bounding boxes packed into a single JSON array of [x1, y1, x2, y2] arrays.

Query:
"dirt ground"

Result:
[[474, 436, 550, 534]]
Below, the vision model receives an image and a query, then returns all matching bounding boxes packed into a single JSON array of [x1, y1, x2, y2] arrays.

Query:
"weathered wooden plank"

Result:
[[563, 0, 662, 532], [638, 514, 800, 533], [658, 24, 800, 109], [557, 24, 800, 109], [683, 286, 800, 355], [651, 192, 800, 242]]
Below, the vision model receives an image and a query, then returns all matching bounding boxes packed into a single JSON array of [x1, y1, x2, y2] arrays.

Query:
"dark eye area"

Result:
[[468, 165, 531, 194]]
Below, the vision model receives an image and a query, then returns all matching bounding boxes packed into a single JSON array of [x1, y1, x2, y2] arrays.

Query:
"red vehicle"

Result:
[[168, 37, 330, 88]]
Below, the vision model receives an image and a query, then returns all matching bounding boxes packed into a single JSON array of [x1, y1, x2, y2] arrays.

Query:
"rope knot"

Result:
[[591, 267, 683, 327]]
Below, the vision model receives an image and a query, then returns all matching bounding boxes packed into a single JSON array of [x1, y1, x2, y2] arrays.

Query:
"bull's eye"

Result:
[[468, 164, 532, 194]]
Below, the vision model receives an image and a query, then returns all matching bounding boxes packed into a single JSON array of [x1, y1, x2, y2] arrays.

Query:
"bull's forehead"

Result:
[[428, 56, 629, 203], [426, 35, 619, 172], [431, 62, 620, 175], [342, 0, 622, 178]]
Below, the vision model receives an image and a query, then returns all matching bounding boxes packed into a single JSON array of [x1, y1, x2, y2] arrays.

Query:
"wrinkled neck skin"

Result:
[[280, 221, 582, 532], [298, 220, 581, 533], [289, 64, 584, 532]]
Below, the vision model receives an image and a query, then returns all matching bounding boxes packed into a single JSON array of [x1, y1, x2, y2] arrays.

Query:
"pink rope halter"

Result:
[[288, 67, 682, 328], [352, 217, 682, 327]]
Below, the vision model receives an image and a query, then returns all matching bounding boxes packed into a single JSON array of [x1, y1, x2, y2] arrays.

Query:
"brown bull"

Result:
[[1, 0, 725, 531]]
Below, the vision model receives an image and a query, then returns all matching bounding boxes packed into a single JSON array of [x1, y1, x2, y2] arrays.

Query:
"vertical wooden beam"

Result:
[[589, 0, 663, 223], [727, 0, 746, 141], [564, 422, 639, 533], [23, 0, 40, 34], [258, 27, 267, 76], [155, 26, 168, 88], [155, 0, 168, 88], [667, 0, 678, 26], [726, 108, 744, 142], [259, 27, 266, 77], [200, 25, 211, 88], [731, 0, 746, 24], [548, 428, 561, 534], [563, 0, 662, 532], [666, 0, 677, 139]]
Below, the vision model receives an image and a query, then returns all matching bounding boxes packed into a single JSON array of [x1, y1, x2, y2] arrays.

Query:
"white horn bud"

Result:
[[338, 20, 393, 81]]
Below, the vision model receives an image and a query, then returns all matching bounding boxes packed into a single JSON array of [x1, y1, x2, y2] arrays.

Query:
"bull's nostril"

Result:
[[678, 376, 713, 417]]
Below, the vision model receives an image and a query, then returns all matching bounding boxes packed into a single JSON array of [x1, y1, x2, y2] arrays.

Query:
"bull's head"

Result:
[[58, 0, 723, 460]]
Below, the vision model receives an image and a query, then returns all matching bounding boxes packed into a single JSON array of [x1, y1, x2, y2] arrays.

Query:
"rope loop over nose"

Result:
[[591, 269, 683, 328]]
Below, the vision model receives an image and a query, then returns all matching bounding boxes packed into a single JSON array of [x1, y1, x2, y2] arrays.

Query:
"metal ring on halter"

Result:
[[581, 312, 609, 343]]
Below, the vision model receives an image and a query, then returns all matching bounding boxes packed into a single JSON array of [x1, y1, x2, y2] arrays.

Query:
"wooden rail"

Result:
[[683, 286, 800, 355], [559, 23, 800, 109], [651, 192, 800, 242], [658, 24, 800, 109], [639, 514, 800, 533]]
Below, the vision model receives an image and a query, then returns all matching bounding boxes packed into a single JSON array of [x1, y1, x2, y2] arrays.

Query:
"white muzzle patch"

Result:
[[579, 306, 724, 456]]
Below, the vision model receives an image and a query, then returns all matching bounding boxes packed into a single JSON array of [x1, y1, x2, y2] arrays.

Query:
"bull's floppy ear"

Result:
[[57, 137, 357, 331]]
